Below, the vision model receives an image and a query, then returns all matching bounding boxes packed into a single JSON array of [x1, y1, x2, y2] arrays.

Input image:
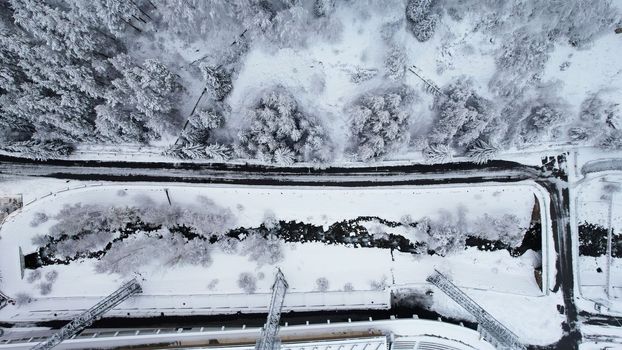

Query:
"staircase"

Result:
[[30, 278, 142, 350], [426, 270, 525, 350]]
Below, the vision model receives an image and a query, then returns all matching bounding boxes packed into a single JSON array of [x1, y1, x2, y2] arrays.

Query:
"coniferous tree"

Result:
[[96, 54, 183, 141], [314, 0, 335, 17], [200, 64, 233, 101], [428, 78, 497, 152], [405, 0, 440, 42], [236, 87, 330, 164], [349, 86, 415, 161]]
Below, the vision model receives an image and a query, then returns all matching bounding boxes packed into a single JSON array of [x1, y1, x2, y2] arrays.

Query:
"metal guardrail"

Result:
[[426, 270, 525, 350]]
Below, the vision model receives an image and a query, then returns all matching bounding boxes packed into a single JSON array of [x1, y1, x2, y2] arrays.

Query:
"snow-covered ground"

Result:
[[1, 183, 540, 295], [574, 173, 622, 311], [0, 180, 564, 345]]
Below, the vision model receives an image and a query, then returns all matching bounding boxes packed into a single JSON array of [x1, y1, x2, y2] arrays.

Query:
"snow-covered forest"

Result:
[[0, 0, 620, 163]]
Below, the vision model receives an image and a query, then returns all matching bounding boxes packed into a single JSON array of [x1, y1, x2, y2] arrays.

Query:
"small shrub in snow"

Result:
[[217, 237, 239, 254], [238, 272, 257, 294], [38, 282, 53, 295], [568, 127, 591, 142], [369, 276, 388, 291], [519, 105, 565, 144], [263, 210, 279, 230], [14, 293, 33, 307], [473, 214, 526, 247], [241, 234, 284, 266], [384, 46, 406, 81], [315, 277, 330, 292], [349, 67, 378, 84], [207, 279, 219, 291], [349, 86, 415, 161], [45, 270, 58, 283], [30, 212, 48, 227], [236, 88, 331, 164], [343, 282, 354, 292], [426, 220, 465, 256]]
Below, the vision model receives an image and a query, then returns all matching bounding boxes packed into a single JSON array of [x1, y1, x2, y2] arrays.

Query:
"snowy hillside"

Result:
[[0, 0, 621, 164]]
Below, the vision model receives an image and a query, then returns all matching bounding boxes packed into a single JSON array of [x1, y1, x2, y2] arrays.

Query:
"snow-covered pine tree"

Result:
[[422, 143, 452, 164], [405, 0, 440, 42], [1, 0, 128, 156], [384, 45, 406, 81], [314, 0, 335, 17], [465, 139, 500, 164], [236, 87, 330, 164], [599, 130, 622, 150], [71, 0, 146, 36], [10, 0, 119, 61], [96, 54, 183, 141], [519, 104, 564, 144], [200, 64, 233, 101], [428, 78, 497, 152], [0, 139, 75, 160], [204, 143, 232, 161], [349, 86, 414, 161]]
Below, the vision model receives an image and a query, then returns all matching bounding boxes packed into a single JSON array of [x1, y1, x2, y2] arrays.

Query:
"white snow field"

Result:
[[0, 181, 563, 344]]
